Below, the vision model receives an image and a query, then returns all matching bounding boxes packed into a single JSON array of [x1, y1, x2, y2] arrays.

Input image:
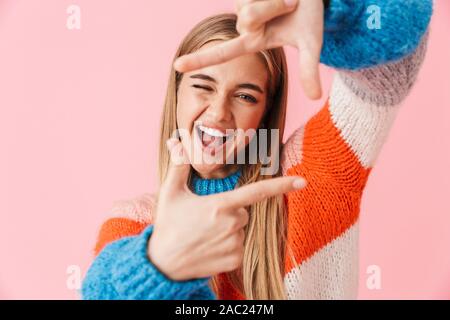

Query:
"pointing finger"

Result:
[[173, 34, 257, 73], [213, 175, 307, 210]]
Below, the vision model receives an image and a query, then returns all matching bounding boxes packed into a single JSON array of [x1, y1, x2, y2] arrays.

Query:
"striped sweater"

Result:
[[82, 0, 432, 300]]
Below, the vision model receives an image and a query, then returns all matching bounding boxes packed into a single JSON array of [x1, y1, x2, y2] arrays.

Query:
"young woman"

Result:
[[82, 0, 432, 300]]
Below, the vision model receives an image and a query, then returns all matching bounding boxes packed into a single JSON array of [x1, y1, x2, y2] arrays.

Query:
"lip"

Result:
[[194, 120, 235, 136]]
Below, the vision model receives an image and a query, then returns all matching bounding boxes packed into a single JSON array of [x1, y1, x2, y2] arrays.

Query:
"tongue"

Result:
[[202, 133, 222, 147]]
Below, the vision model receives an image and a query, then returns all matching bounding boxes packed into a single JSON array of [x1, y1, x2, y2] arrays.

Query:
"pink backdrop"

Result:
[[0, 0, 449, 299]]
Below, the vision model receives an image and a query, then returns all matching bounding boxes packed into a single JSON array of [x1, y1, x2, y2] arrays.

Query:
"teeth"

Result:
[[197, 125, 233, 138]]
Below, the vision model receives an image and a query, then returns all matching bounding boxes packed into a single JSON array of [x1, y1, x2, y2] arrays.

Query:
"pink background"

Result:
[[0, 0, 449, 299]]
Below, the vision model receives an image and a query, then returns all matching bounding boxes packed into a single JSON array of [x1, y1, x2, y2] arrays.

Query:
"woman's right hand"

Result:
[[174, 0, 324, 100], [148, 138, 307, 281]]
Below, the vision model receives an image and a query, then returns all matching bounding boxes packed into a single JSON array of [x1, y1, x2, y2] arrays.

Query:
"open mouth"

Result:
[[194, 123, 235, 155]]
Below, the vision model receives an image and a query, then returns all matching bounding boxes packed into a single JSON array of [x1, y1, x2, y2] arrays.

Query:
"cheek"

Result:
[[176, 90, 204, 130], [232, 104, 266, 131]]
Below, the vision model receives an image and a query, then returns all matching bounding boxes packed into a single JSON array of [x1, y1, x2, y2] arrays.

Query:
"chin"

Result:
[[189, 162, 227, 179]]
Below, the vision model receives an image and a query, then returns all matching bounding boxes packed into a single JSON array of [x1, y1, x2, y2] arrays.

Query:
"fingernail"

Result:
[[284, 0, 298, 8], [173, 59, 182, 71], [293, 178, 307, 189], [174, 57, 188, 72]]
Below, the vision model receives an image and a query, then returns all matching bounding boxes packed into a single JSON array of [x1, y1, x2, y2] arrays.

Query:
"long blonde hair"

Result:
[[157, 13, 290, 299]]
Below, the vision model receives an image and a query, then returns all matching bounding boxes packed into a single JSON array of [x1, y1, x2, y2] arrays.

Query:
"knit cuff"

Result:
[[321, 0, 433, 70], [110, 225, 215, 300], [324, 0, 364, 32]]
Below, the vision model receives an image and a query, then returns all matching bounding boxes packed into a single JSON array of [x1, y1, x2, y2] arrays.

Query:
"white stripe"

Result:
[[329, 74, 400, 169], [281, 126, 305, 175], [110, 193, 155, 224], [284, 221, 360, 300]]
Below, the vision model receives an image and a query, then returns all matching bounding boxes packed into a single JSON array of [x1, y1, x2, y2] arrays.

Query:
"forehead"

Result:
[[185, 40, 268, 85]]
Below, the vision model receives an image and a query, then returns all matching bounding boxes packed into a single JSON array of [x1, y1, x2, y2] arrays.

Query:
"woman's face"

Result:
[[176, 40, 269, 179]]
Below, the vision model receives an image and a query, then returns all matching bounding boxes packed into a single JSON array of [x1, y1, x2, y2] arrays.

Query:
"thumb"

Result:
[[238, 0, 299, 33], [163, 138, 191, 193], [298, 42, 322, 100]]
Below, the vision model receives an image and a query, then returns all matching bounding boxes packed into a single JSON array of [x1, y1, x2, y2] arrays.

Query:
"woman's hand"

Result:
[[148, 138, 307, 281], [174, 0, 324, 100]]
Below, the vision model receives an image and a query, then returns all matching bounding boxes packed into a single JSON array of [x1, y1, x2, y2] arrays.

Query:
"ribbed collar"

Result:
[[191, 168, 242, 196]]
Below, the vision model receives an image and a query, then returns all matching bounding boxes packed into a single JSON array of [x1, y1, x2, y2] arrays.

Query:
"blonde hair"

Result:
[[157, 13, 290, 299]]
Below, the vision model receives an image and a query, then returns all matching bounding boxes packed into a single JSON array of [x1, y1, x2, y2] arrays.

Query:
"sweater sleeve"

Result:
[[321, 0, 432, 70], [282, 0, 432, 189], [81, 222, 216, 300], [277, 3, 432, 299]]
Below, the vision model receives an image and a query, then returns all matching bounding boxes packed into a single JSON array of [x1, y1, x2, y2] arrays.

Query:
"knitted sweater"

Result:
[[81, 0, 432, 300]]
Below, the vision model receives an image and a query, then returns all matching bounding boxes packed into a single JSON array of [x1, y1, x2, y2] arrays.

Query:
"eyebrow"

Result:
[[189, 73, 265, 94]]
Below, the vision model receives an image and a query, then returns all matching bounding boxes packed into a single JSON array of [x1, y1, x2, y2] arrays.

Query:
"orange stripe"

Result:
[[216, 273, 246, 300], [284, 101, 371, 274], [94, 217, 148, 256]]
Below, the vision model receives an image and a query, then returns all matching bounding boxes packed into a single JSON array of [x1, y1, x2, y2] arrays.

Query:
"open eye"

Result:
[[236, 93, 257, 104]]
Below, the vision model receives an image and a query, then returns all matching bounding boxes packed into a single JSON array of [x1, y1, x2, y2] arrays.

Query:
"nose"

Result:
[[207, 94, 232, 123]]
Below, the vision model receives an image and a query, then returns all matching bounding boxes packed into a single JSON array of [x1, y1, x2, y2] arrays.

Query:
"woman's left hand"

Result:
[[173, 0, 324, 99]]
